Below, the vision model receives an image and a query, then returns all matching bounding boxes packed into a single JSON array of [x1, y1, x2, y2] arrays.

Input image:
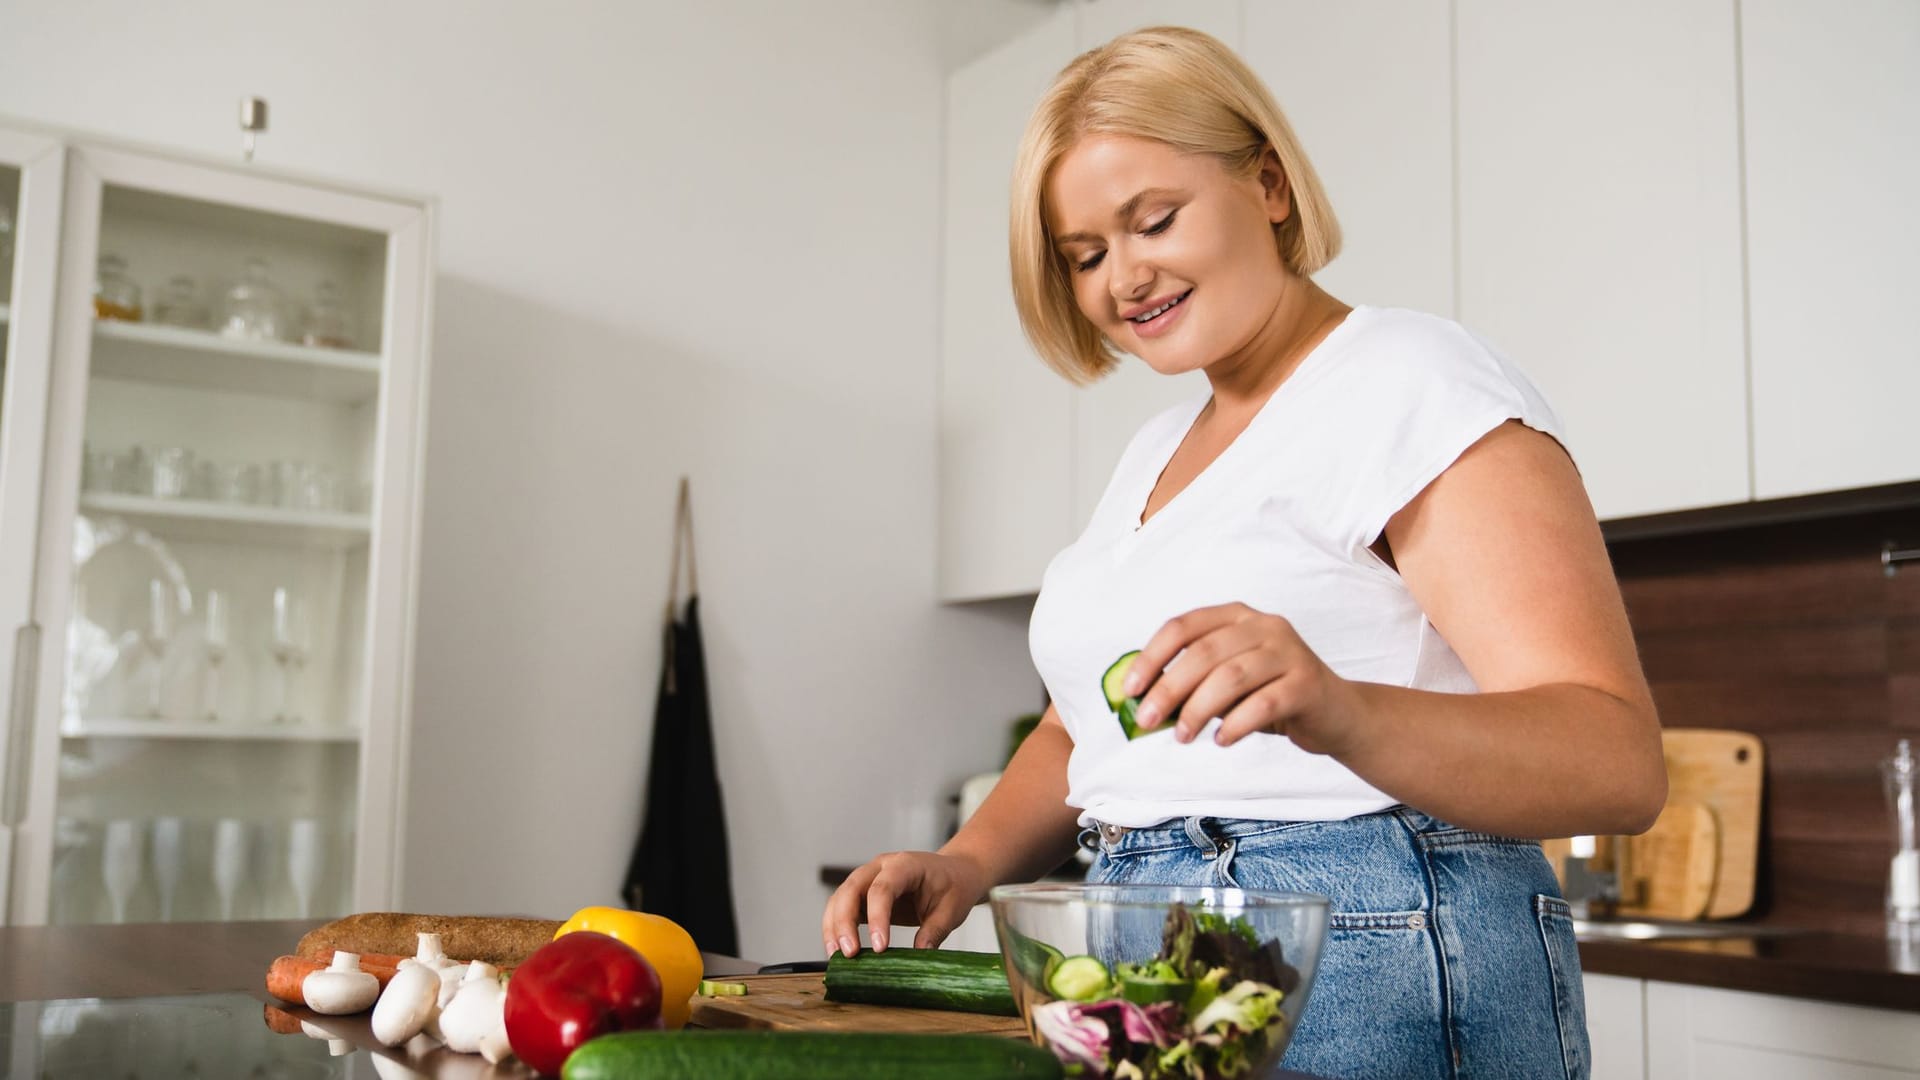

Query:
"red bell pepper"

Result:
[[504, 931, 664, 1075]]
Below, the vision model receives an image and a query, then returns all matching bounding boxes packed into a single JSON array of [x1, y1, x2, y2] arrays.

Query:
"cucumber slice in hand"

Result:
[[1102, 651, 1177, 739], [1046, 955, 1113, 1002]]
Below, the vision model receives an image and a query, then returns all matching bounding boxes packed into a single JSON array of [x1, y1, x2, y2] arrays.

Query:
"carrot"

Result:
[[262, 1002, 305, 1035], [265, 954, 400, 1006]]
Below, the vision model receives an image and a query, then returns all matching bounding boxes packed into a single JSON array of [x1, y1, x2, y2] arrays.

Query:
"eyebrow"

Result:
[[1052, 187, 1186, 245]]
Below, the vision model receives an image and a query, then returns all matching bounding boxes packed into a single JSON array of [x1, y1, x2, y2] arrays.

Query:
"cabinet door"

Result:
[[1586, 973, 1648, 1080], [1457, 0, 1748, 520], [1245, 0, 1454, 318], [1646, 981, 1920, 1078], [0, 127, 66, 924], [1065, 0, 1234, 528], [940, 5, 1079, 602], [1744, 0, 1920, 499], [15, 143, 430, 925]]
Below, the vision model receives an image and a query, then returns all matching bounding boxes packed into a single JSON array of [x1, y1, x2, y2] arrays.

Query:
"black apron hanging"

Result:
[[623, 477, 740, 956]]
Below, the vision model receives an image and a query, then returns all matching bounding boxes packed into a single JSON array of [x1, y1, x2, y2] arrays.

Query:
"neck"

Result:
[[1201, 275, 1350, 417]]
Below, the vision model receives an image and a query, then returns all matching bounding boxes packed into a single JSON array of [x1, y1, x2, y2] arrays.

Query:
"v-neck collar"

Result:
[[1124, 305, 1371, 539]]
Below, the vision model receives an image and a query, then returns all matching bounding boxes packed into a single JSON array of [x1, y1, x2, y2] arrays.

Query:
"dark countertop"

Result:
[[1577, 928, 1920, 1012]]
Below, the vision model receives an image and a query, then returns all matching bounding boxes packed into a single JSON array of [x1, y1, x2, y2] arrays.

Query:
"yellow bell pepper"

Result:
[[555, 906, 703, 1029]]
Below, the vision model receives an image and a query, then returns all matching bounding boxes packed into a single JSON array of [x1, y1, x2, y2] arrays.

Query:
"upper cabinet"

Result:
[[1743, 0, 1920, 500], [1457, 0, 1749, 520], [938, 5, 1079, 603]]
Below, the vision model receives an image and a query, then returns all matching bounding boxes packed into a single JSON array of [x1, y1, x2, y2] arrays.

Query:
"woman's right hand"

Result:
[[821, 849, 989, 957]]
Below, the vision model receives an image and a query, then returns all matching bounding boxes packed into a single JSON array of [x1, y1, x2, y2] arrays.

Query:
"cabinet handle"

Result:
[[3, 622, 40, 829]]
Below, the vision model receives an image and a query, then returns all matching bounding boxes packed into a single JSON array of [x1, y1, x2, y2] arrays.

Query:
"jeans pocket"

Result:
[[1533, 894, 1591, 1080]]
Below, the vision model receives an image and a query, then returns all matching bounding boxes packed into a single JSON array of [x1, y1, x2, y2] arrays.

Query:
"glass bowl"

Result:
[[989, 883, 1328, 1079]]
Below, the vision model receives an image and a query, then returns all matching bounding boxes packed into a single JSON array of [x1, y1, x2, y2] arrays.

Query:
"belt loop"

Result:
[[1183, 816, 1214, 857]]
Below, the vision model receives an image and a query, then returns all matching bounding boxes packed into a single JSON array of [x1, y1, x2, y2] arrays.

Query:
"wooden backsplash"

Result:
[[1608, 506, 1920, 935]]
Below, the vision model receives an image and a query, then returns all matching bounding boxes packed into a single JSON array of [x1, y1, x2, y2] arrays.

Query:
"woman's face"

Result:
[[1046, 135, 1293, 377]]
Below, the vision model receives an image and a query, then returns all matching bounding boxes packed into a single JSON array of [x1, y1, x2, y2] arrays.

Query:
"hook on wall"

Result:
[[1882, 541, 1920, 578], [238, 96, 268, 162]]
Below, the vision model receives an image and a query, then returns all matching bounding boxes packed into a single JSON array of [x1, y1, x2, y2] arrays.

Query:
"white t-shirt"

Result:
[[1028, 305, 1569, 828]]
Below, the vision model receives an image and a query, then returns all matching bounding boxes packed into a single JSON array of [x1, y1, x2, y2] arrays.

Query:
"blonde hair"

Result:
[[1009, 26, 1342, 384]]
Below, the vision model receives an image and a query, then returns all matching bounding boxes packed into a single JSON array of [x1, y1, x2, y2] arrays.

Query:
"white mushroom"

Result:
[[299, 1019, 355, 1057], [438, 961, 505, 1054], [477, 985, 514, 1065], [303, 951, 381, 1015], [372, 959, 443, 1046]]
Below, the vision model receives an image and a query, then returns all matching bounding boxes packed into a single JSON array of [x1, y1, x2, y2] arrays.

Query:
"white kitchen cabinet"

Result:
[[1, 128, 434, 926], [938, 4, 1079, 602], [1742, 0, 1920, 501], [1587, 973, 1649, 1080], [1456, 0, 1749, 521], [1645, 981, 1920, 1078]]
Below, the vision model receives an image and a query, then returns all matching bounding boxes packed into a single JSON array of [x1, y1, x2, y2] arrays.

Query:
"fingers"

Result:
[[1134, 623, 1263, 738], [823, 861, 881, 958], [1122, 604, 1243, 703], [1174, 647, 1287, 743], [1215, 679, 1295, 747], [912, 893, 975, 949]]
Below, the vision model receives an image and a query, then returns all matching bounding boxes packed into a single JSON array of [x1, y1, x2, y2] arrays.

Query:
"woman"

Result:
[[824, 27, 1663, 1080]]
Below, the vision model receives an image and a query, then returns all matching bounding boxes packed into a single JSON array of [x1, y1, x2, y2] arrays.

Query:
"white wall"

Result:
[[0, 0, 1047, 960]]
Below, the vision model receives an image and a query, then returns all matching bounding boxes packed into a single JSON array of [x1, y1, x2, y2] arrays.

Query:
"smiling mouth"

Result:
[[1130, 289, 1192, 325]]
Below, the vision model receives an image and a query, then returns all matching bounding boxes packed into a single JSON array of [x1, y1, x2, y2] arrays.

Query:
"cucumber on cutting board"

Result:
[[562, 1031, 1062, 1080], [822, 948, 1018, 1017]]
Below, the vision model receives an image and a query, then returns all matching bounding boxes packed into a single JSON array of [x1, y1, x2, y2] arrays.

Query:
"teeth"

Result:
[[1131, 292, 1187, 323]]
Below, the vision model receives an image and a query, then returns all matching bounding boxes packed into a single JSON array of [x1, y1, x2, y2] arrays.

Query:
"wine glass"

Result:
[[202, 589, 228, 722], [287, 819, 322, 919], [270, 587, 309, 724], [102, 820, 142, 924], [212, 818, 247, 921], [151, 817, 184, 921], [143, 578, 173, 719]]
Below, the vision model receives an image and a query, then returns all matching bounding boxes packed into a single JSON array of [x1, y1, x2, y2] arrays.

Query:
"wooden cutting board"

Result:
[[1616, 801, 1719, 920], [1540, 728, 1763, 920], [1664, 729, 1763, 919], [689, 973, 1029, 1037]]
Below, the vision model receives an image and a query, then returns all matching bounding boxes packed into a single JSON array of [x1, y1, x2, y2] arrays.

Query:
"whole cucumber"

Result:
[[561, 1030, 1062, 1080]]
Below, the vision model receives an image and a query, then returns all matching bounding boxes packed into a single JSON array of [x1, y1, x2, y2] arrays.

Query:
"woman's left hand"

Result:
[[1123, 602, 1365, 753]]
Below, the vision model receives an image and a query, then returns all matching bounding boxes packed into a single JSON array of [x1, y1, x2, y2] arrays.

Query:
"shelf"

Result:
[[90, 319, 380, 404], [61, 716, 361, 743], [79, 493, 372, 548]]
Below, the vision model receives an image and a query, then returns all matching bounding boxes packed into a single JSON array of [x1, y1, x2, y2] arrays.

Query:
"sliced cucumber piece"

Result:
[[698, 980, 749, 996], [1046, 955, 1112, 1002], [1118, 971, 1191, 1005], [1005, 929, 1066, 991], [1101, 651, 1139, 711]]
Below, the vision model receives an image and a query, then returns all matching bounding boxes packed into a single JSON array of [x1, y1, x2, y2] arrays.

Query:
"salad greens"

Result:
[[1026, 906, 1303, 1080]]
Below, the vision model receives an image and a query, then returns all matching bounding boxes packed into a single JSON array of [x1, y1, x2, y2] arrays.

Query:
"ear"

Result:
[[1258, 148, 1292, 225]]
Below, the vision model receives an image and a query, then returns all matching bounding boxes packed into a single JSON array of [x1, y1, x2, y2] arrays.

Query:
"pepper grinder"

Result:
[[1884, 739, 1920, 940]]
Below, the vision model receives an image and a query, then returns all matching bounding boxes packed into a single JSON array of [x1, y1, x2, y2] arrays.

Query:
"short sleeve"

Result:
[[1325, 314, 1571, 550]]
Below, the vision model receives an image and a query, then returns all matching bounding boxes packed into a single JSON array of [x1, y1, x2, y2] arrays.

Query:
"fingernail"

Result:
[[1123, 671, 1141, 696], [873, 930, 888, 952], [840, 935, 857, 957], [825, 941, 837, 958], [1137, 702, 1160, 728]]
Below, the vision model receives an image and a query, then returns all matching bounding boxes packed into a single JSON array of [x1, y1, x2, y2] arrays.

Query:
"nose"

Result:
[[1108, 245, 1153, 306]]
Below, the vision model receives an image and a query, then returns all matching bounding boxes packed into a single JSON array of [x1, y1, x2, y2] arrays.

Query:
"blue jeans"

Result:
[[1082, 808, 1589, 1080]]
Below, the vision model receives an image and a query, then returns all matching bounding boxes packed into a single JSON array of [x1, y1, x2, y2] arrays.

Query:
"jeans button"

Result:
[[1407, 912, 1428, 930]]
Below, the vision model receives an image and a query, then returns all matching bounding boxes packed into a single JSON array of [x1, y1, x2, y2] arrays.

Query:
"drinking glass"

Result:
[[270, 587, 309, 724], [101, 820, 142, 924], [212, 818, 248, 921], [203, 589, 229, 722], [143, 578, 173, 719], [151, 817, 184, 921], [217, 256, 288, 342]]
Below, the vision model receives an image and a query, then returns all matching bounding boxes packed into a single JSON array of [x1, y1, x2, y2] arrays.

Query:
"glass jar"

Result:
[[93, 254, 143, 322], [151, 274, 209, 330], [217, 257, 288, 342], [300, 279, 355, 349]]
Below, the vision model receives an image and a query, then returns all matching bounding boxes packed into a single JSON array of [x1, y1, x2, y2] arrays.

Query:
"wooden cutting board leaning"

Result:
[[689, 973, 1029, 1037], [1541, 728, 1764, 920]]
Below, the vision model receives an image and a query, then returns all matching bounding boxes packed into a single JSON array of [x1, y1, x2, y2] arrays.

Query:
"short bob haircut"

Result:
[[1010, 26, 1342, 385]]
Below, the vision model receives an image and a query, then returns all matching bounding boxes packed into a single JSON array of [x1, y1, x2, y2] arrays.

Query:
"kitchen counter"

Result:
[[0, 919, 760, 1077], [1576, 927, 1920, 1013]]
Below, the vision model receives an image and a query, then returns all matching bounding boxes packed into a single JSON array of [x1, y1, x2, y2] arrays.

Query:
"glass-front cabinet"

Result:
[[0, 125, 433, 926]]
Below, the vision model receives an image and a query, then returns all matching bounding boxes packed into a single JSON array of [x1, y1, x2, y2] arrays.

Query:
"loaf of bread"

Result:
[[296, 913, 564, 967]]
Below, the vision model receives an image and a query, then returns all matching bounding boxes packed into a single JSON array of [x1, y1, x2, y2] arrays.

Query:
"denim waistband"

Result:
[[1079, 807, 1475, 857]]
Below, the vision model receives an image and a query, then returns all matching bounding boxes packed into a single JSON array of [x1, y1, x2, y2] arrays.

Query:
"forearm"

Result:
[[940, 717, 1084, 887], [1336, 681, 1666, 839]]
